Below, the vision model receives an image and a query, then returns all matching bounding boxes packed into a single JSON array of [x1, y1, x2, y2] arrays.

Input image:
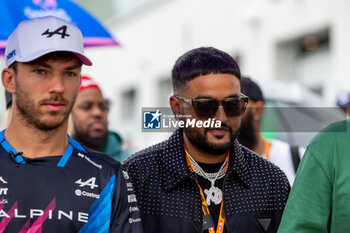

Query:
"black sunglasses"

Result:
[[176, 94, 249, 118]]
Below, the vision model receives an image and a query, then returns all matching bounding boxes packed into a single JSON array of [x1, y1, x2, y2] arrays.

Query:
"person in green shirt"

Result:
[[278, 119, 348, 233]]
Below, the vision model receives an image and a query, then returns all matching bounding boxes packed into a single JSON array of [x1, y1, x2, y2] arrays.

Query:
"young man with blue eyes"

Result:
[[0, 16, 142, 232], [124, 47, 290, 233]]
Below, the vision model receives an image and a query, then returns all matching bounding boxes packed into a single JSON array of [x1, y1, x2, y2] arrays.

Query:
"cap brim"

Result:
[[13, 49, 92, 66], [72, 52, 92, 66]]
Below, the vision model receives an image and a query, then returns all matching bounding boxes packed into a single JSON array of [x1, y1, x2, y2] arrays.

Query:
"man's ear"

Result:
[[251, 101, 265, 120], [170, 95, 181, 119], [1, 68, 16, 94]]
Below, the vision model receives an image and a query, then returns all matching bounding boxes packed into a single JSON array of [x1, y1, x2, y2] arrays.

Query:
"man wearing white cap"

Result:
[[0, 16, 142, 232]]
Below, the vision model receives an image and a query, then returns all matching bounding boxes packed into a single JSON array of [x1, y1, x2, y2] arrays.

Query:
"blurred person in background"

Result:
[[124, 47, 290, 233], [5, 75, 131, 162], [238, 77, 305, 185], [71, 75, 130, 162], [336, 92, 350, 118]]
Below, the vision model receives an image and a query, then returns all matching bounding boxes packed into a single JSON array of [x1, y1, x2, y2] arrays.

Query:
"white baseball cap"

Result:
[[5, 16, 92, 67]]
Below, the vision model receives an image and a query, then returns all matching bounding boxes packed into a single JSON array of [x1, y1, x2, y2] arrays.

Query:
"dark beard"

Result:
[[237, 110, 258, 150], [73, 130, 108, 152], [183, 122, 237, 155], [15, 78, 74, 131]]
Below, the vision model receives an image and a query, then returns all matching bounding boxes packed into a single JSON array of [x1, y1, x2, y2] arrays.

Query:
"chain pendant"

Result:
[[204, 183, 223, 206]]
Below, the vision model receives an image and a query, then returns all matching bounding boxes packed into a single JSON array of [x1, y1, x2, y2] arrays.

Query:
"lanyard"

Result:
[[185, 147, 229, 233], [264, 140, 271, 161], [0, 130, 76, 167]]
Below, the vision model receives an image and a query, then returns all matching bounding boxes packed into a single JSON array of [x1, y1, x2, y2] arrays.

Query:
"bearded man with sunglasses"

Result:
[[124, 47, 290, 233]]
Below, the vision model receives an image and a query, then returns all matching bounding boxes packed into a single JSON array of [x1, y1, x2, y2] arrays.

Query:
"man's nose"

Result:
[[215, 105, 228, 123], [49, 75, 64, 94]]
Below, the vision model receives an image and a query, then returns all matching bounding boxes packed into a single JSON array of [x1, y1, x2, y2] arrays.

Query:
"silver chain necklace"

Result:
[[188, 153, 228, 206]]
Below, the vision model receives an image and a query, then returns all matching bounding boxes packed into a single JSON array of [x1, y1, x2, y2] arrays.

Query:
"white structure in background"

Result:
[[80, 0, 350, 152], [2, 0, 350, 151]]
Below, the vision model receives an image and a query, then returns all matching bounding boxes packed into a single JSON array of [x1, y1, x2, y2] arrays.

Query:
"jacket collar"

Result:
[[160, 129, 251, 193]]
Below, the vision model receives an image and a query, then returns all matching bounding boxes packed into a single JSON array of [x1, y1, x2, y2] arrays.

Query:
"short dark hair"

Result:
[[10, 51, 82, 74], [171, 47, 241, 92], [241, 77, 265, 102]]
